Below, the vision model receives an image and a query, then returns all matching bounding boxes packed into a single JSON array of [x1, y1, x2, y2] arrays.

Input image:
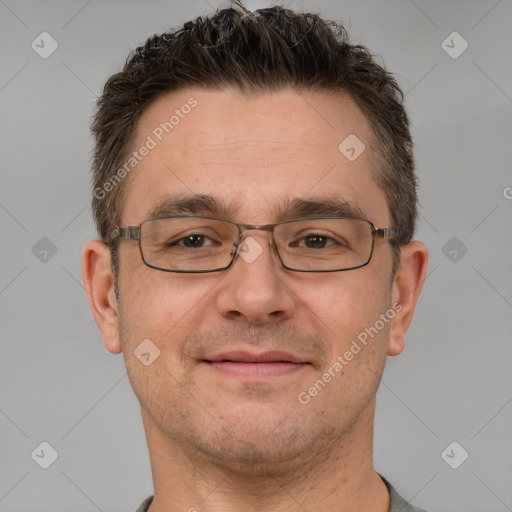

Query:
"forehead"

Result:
[[122, 87, 389, 226]]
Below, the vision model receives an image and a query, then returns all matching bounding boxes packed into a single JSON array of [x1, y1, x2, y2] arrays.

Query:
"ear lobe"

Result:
[[387, 241, 429, 356], [82, 240, 122, 354]]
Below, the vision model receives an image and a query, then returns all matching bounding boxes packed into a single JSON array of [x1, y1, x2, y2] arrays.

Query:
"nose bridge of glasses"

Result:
[[232, 223, 278, 261], [236, 222, 275, 242]]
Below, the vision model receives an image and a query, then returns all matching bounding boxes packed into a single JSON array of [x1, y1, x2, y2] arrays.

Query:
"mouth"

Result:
[[203, 351, 311, 378]]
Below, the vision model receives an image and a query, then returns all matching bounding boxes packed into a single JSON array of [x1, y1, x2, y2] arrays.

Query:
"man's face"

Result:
[[115, 87, 397, 469]]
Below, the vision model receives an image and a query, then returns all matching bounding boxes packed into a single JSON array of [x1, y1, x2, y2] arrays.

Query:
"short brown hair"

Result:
[[91, 3, 417, 276]]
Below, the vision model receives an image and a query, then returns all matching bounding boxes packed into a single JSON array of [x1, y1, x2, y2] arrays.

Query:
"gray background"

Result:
[[1, 0, 511, 511]]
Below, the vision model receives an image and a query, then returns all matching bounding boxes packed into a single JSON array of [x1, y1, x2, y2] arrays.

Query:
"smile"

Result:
[[203, 351, 311, 379]]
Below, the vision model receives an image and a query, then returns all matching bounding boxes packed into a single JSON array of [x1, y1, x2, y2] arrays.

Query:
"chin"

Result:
[[179, 405, 335, 474]]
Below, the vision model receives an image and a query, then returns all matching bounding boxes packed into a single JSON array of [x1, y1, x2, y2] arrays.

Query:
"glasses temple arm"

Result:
[[110, 226, 141, 241], [374, 227, 396, 240]]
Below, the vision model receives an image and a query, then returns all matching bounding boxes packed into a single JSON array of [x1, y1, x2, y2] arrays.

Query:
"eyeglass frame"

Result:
[[109, 215, 396, 273]]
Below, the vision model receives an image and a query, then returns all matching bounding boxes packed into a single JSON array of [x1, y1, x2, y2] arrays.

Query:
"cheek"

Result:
[[117, 265, 217, 368], [301, 276, 393, 402], [311, 287, 392, 407], [116, 271, 195, 419], [305, 269, 392, 345]]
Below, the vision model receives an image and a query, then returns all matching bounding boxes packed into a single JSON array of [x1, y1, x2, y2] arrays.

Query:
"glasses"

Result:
[[110, 215, 396, 273]]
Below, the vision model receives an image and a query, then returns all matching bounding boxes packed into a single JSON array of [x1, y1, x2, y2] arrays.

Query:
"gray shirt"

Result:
[[134, 475, 429, 511]]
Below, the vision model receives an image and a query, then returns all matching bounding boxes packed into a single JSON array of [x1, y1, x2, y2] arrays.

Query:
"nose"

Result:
[[215, 233, 296, 325]]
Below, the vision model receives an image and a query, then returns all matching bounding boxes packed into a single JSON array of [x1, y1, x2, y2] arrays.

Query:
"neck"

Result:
[[144, 399, 390, 512]]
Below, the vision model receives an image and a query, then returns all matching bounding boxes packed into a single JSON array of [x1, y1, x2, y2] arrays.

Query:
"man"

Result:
[[82, 3, 429, 511]]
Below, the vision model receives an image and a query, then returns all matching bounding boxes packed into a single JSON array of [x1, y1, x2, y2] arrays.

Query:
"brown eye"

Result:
[[179, 234, 208, 248], [303, 235, 329, 249]]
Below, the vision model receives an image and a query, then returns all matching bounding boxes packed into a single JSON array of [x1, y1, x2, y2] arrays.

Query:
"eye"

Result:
[[169, 233, 217, 248], [299, 234, 334, 249], [291, 231, 345, 249]]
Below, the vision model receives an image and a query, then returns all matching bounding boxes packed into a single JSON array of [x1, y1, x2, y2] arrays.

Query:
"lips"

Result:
[[206, 350, 305, 364], [203, 351, 309, 378]]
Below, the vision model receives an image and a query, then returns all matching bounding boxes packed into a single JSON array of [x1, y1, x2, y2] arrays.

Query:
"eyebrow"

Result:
[[145, 193, 366, 222], [146, 193, 242, 219], [274, 195, 366, 221]]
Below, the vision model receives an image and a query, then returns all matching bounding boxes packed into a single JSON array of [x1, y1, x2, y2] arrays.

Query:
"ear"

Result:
[[387, 241, 429, 356], [82, 240, 122, 354]]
